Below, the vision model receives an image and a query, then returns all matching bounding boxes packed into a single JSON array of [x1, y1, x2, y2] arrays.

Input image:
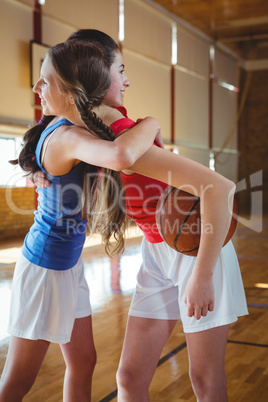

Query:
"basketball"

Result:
[[155, 186, 238, 256]]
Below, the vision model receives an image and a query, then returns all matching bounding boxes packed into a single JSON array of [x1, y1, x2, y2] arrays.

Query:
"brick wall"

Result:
[[0, 187, 35, 240], [238, 68, 268, 215]]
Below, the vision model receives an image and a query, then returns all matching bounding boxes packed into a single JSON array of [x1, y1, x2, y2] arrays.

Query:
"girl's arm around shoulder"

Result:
[[64, 117, 161, 171]]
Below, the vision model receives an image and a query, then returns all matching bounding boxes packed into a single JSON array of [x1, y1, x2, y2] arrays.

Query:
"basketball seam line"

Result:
[[159, 186, 175, 244], [174, 197, 200, 253]]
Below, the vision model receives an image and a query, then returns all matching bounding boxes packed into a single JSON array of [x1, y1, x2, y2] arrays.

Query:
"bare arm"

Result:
[[71, 116, 160, 170], [135, 117, 164, 149], [128, 146, 236, 319], [43, 116, 160, 176], [32, 111, 161, 184]]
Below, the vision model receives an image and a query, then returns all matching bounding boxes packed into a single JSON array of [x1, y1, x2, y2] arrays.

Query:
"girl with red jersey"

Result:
[[35, 30, 248, 402]]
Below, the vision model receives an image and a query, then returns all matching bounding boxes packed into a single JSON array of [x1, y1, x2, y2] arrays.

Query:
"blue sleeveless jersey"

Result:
[[22, 119, 87, 270]]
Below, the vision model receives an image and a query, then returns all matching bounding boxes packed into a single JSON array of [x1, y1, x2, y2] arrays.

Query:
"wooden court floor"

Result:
[[0, 216, 267, 401]]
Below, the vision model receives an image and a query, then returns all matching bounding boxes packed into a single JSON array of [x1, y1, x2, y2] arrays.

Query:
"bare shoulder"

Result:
[[57, 124, 95, 143]]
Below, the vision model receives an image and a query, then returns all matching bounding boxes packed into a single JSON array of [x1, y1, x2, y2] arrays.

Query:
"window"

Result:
[[0, 135, 26, 187]]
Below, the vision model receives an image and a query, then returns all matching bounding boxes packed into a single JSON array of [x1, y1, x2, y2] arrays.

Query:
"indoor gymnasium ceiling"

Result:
[[147, 0, 268, 60]]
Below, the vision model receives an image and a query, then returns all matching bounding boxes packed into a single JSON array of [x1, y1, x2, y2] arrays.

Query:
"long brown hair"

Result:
[[12, 41, 127, 257], [68, 29, 119, 68]]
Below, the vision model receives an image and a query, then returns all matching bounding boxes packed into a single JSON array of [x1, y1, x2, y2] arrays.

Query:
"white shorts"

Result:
[[8, 252, 91, 344], [129, 238, 248, 333]]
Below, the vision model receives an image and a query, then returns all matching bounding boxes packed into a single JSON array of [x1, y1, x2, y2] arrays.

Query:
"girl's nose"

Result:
[[124, 75, 130, 88], [33, 79, 41, 94]]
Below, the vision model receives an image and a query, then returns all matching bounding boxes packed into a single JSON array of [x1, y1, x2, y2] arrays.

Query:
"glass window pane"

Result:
[[0, 137, 26, 187]]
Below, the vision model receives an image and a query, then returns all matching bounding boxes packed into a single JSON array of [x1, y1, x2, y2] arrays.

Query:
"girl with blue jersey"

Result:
[[0, 41, 161, 402]]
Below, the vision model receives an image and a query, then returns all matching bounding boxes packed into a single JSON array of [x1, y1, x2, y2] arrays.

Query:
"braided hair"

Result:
[[66, 30, 129, 255], [47, 41, 127, 257]]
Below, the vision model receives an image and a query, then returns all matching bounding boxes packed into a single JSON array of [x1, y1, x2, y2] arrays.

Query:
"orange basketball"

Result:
[[155, 186, 238, 256]]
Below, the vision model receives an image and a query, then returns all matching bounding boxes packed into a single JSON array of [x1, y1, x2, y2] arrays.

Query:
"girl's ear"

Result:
[[66, 91, 75, 105]]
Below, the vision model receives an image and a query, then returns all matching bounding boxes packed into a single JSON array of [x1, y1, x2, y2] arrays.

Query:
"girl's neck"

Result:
[[61, 111, 86, 129], [94, 104, 111, 120], [94, 104, 123, 127]]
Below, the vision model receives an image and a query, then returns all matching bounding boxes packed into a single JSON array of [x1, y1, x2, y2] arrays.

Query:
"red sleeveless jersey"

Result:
[[110, 107, 167, 243]]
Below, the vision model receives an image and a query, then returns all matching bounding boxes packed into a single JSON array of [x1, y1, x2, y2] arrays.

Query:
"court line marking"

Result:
[[99, 342, 187, 402], [98, 338, 268, 401], [247, 302, 268, 309], [227, 339, 268, 348]]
